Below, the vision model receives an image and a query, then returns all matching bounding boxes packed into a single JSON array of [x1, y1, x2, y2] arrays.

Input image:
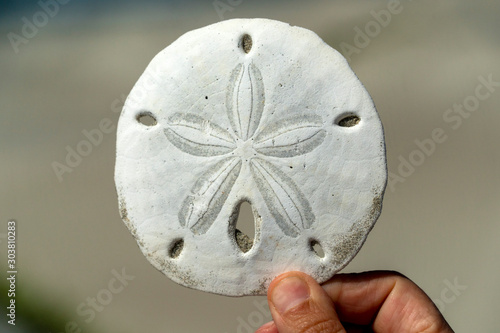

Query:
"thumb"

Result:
[[266, 271, 345, 333]]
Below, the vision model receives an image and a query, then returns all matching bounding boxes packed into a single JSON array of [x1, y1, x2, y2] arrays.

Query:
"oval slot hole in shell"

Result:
[[235, 201, 255, 253]]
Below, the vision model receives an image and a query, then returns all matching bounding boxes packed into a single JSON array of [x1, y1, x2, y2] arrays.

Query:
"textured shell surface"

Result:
[[115, 18, 387, 296]]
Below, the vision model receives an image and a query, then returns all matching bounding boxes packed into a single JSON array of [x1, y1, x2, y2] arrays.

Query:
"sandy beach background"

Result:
[[1, 0, 499, 332]]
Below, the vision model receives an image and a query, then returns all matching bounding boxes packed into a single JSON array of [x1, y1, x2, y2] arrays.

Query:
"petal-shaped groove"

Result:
[[250, 158, 314, 237], [164, 113, 236, 157], [179, 157, 242, 235], [226, 63, 265, 140], [254, 115, 326, 157]]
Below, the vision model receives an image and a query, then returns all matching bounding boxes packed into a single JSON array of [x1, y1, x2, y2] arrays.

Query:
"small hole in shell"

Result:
[[137, 112, 157, 126], [234, 201, 255, 253], [310, 239, 325, 258], [337, 115, 360, 127], [169, 239, 184, 258], [241, 34, 252, 54]]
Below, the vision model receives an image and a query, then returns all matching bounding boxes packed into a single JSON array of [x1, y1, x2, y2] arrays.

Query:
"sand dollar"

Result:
[[115, 18, 387, 296]]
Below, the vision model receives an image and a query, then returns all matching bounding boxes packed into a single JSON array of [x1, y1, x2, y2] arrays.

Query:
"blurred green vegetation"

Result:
[[0, 273, 95, 333]]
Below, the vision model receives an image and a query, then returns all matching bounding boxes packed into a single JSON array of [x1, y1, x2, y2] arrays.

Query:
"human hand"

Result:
[[255, 271, 453, 333]]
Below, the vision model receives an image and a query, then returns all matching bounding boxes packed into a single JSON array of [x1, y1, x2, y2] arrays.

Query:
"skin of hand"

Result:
[[255, 271, 454, 333]]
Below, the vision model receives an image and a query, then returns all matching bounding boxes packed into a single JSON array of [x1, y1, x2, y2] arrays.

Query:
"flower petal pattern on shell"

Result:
[[164, 113, 236, 157], [226, 63, 265, 140], [250, 158, 315, 237], [178, 157, 242, 234], [165, 62, 323, 237], [253, 115, 327, 157]]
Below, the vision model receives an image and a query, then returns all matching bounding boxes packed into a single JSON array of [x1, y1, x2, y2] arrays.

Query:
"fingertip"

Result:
[[271, 275, 311, 314], [255, 321, 278, 333], [268, 271, 309, 291], [267, 271, 345, 333]]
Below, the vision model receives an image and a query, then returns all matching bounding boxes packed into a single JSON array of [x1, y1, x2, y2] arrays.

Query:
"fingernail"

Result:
[[271, 276, 310, 314]]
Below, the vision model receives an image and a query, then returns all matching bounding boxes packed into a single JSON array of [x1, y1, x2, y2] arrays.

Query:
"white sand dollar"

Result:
[[115, 18, 387, 296]]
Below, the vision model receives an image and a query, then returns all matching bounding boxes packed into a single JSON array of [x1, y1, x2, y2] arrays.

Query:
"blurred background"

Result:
[[1, 0, 499, 332]]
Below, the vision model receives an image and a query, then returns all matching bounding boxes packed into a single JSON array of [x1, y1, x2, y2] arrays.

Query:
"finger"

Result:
[[267, 271, 346, 333], [322, 271, 453, 332], [255, 321, 278, 333]]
